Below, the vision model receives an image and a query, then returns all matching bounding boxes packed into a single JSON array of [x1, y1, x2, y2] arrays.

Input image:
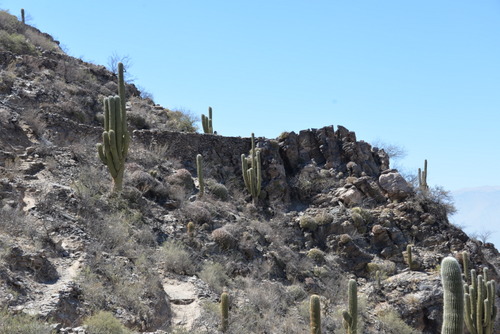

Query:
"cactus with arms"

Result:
[[441, 256, 464, 334], [96, 62, 129, 192], [418, 159, 429, 191], [202, 106, 214, 134], [241, 133, 261, 204], [464, 267, 497, 334], [310, 294, 321, 334], [343, 279, 358, 334]]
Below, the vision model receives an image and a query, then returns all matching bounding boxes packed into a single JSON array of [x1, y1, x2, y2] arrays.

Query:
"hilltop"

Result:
[[0, 10, 498, 334]]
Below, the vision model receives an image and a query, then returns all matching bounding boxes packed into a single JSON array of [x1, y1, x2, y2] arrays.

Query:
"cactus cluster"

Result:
[[202, 106, 214, 134], [241, 133, 261, 204], [441, 257, 464, 334], [464, 267, 497, 334], [343, 279, 358, 334], [96, 62, 130, 192], [418, 159, 429, 191]]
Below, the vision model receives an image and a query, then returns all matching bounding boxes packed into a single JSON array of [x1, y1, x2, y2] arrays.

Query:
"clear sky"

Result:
[[2, 1, 500, 193]]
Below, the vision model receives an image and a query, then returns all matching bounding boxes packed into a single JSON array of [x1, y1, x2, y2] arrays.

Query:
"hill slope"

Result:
[[0, 10, 498, 334]]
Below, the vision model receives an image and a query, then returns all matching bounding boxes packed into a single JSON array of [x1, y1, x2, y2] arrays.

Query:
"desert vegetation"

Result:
[[0, 8, 498, 334]]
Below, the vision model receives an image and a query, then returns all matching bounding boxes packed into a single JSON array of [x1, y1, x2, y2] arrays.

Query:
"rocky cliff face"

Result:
[[0, 11, 498, 334]]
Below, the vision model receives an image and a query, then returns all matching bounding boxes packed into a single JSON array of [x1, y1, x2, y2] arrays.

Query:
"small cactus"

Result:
[[310, 294, 321, 334], [441, 257, 464, 334], [241, 133, 261, 204], [404, 245, 415, 270], [343, 279, 357, 334], [220, 290, 229, 333], [187, 221, 195, 237], [196, 154, 204, 197], [202, 106, 214, 134]]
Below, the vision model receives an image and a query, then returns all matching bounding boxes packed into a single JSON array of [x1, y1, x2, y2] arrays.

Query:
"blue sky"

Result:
[[2, 1, 500, 193]]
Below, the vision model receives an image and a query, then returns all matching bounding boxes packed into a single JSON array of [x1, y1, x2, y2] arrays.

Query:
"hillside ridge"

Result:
[[0, 10, 498, 334]]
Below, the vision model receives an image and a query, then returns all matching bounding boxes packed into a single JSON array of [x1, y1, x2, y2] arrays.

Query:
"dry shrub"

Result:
[[211, 227, 237, 250], [0, 308, 53, 334], [159, 239, 195, 275], [180, 201, 212, 225], [198, 262, 229, 294], [377, 308, 421, 334], [167, 168, 194, 193]]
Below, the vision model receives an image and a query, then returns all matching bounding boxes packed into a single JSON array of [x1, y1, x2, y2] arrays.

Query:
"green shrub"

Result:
[[0, 308, 54, 334], [307, 248, 325, 263], [84, 311, 131, 334], [0, 31, 37, 55], [299, 215, 318, 231], [207, 180, 229, 201]]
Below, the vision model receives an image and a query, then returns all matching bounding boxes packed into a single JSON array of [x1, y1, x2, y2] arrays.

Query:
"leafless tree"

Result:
[[107, 52, 134, 81]]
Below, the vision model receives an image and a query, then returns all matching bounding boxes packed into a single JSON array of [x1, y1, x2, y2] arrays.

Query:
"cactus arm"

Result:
[[96, 143, 106, 165], [256, 151, 261, 197], [241, 154, 250, 190], [342, 279, 357, 334], [440, 257, 464, 334], [465, 293, 478, 334], [197, 154, 204, 196]]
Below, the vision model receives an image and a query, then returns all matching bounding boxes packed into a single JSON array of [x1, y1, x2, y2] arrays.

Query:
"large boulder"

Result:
[[378, 169, 413, 201]]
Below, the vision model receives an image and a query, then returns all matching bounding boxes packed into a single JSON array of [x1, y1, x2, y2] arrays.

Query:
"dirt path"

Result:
[[23, 242, 83, 319], [162, 277, 202, 330]]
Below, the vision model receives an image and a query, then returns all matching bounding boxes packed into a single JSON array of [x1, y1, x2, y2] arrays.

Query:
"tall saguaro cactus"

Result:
[[202, 106, 214, 134], [343, 279, 358, 334], [241, 133, 261, 204], [310, 294, 321, 334], [21, 8, 25, 24], [196, 154, 204, 197], [464, 267, 497, 334], [96, 62, 129, 192], [418, 159, 429, 191], [441, 257, 464, 334]]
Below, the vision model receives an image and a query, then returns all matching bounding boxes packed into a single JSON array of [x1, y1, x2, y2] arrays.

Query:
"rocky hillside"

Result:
[[0, 10, 498, 334]]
